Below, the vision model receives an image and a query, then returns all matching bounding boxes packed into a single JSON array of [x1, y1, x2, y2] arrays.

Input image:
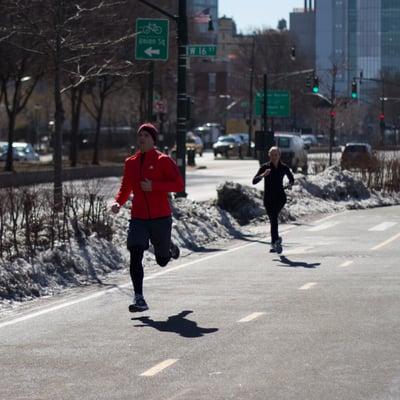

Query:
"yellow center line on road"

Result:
[[299, 282, 317, 290], [237, 312, 265, 323], [340, 260, 354, 267], [371, 232, 400, 251], [140, 359, 179, 377]]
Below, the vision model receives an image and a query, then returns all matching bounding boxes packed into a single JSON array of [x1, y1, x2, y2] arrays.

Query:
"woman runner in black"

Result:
[[252, 146, 294, 253]]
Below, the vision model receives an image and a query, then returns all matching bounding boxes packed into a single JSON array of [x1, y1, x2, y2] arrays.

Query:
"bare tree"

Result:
[[83, 76, 125, 165], [0, 37, 43, 171]]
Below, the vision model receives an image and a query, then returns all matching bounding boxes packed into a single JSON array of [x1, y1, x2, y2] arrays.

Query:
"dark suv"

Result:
[[340, 143, 379, 171]]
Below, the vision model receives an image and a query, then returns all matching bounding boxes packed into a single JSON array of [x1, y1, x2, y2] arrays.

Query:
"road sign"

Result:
[[135, 18, 169, 61], [187, 45, 217, 57], [255, 90, 291, 117]]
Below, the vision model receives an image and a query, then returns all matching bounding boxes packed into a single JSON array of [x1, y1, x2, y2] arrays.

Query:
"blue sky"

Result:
[[219, 0, 302, 33]]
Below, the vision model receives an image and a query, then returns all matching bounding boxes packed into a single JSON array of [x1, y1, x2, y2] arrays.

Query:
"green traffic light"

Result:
[[351, 92, 357, 99], [312, 86, 319, 93]]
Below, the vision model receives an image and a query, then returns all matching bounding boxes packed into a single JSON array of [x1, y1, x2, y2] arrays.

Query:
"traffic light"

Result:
[[379, 113, 385, 129], [351, 80, 358, 99], [312, 76, 319, 93], [290, 46, 296, 60]]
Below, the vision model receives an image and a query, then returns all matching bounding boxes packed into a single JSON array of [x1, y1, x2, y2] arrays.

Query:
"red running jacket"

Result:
[[115, 148, 184, 219]]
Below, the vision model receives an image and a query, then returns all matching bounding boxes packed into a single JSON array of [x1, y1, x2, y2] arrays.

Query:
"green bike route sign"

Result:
[[135, 18, 169, 61], [255, 90, 291, 117]]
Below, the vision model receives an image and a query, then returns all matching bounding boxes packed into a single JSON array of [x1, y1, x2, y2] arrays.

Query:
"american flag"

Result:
[[193, 8, 211, 24]]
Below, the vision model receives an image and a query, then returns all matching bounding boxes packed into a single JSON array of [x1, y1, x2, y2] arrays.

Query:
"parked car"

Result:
[[0, 142, 40, 162], [340, 142, 379, 171], [213, 135, 242, 158], [229, 133, 255, 157], [186, 132, 204, 156], [274, 133, 308, 173], [301, 134, 318, 148]]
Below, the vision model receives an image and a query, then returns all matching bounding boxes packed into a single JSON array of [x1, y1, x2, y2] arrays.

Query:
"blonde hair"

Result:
[[268, 146, 281, 155]]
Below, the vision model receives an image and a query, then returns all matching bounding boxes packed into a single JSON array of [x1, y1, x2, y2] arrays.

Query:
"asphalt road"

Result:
[[1, 205, 400, 399]]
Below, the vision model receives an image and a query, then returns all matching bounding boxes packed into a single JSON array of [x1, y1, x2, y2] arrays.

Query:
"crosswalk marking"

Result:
[[237, 312, 265, 323], [371, 232, 400, 251], [307, 221, 339, 232], [140, 359, 178, 377], [299, 282, 317, 290], [368, 222, 397, 231], [340, 260, 354, 267]]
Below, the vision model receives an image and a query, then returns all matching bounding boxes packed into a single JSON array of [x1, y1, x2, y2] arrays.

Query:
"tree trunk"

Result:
[[53, 27, 64, 210], [92, 98, 104, 165], [4, 113, 16, 172], [69, 85, 84, 167]]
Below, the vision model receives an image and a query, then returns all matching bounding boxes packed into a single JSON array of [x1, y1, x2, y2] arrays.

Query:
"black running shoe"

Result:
[[170, 242, 180, 260], [129, 296, 149, 313]]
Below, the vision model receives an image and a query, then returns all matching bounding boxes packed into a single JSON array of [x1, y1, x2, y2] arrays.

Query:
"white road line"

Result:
[[368, 222, 397, 231], [371, 232, 400, 251], [0, 228, 297, 330], [313, 211, 348, 224], [340, 260, 354, 267], [140, 359, 178, 377], [237, 312, 265, 323], [307, 221, 339, 232], [283, 246, 314, 255], [299, 282, 317, 290]]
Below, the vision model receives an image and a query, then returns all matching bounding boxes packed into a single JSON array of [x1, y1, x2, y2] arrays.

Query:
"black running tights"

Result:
[[266, 203, 284, 244], [130, 247, 144, 295], [129, 247, 171, 295]]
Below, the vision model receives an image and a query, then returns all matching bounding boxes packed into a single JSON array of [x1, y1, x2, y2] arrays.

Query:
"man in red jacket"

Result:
[[111, 123, 184, 312]]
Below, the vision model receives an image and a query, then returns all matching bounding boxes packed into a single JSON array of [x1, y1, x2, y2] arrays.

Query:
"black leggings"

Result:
[[129, 246, 170, 296], [265, 202, 285, 244]]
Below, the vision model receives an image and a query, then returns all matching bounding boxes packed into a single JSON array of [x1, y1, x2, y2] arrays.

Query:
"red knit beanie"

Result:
[[137, 123, 158, 143]]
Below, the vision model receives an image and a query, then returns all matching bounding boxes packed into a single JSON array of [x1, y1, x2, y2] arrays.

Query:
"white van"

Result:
[[274, 133, 308, 173]]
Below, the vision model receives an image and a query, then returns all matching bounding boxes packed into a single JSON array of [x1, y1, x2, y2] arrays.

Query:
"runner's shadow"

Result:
[[132, 310, 218, 338], [277, 256, 321, 269]]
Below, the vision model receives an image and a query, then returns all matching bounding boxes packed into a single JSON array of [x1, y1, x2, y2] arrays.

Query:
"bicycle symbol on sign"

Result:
[[142, 23, 162, 35]]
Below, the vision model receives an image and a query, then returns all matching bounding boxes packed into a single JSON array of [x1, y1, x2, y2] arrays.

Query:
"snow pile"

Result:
[[217, 166, 400, 224], [216, 182, 265, 225], [0, 199, 241, 305]]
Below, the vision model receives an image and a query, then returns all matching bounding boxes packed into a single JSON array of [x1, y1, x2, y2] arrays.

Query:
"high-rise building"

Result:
[[289, 1, 316, 68], [316, 0, 400, 95]]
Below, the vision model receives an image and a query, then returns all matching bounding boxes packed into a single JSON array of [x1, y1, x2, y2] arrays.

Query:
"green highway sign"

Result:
[[187, 45, 217, 57], [255, 90, 291, 117], [135, 18, 169, 61]]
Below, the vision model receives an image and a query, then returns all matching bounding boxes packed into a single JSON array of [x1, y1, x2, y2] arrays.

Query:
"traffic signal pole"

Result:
[[138, 0, 188, 197]]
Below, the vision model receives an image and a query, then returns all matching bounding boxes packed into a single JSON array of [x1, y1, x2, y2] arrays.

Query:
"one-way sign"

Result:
[[135, 18, 169, 61]]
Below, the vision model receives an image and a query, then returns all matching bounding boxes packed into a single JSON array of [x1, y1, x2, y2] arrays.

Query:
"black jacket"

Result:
[[252, 161, 294, 205]]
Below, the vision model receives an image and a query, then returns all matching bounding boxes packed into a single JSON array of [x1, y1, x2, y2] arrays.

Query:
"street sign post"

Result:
[[255, 90, 291, 117], [187, 44, 217, 57], [135, 18, 169, 61]]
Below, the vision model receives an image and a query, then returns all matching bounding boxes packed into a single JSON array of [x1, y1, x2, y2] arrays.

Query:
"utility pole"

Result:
[[175, 0, 188, 197], [138, 0, 188, 197], [247, 34, 255, 157], [329, 65, 337, 166], [147, 61, 154, 121]]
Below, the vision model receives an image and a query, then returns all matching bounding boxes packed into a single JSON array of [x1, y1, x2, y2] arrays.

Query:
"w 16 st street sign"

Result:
[[187, 45, 217, 57], [135, 18, 169, 61], [255, 90, 291, 117]]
